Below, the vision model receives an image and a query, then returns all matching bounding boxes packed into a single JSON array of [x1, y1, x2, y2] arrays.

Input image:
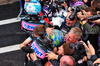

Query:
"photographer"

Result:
[[52, 11, 82, 33], [48, 11, 81, 33], [61, 5, 87, 34], [82, 41, 100, 66], [76, 7, 100, 34], [90, 0, 100, 25], [77, 7, 100, 51], [77, 7, 100, 34], [65, 12, 79, 27], [60, 0, 85, 12], [91, 0, 100, 12]]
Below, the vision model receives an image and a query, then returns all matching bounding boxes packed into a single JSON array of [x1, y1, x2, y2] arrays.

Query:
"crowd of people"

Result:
[[19, 0, 100, 66]]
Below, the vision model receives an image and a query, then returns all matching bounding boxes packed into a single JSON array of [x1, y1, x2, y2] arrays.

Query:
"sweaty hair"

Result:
[[70, 27, 82, 40], [62, 43, 74, 55], [33, 25, 46, 38], [85, 7, 97, 15]]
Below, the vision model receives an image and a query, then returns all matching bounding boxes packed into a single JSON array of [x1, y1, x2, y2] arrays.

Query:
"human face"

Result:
[[65, 31, 77, 44], [86, 11, 92, 17], [66, 13, 76, 26], [57, 45, 64, 55]]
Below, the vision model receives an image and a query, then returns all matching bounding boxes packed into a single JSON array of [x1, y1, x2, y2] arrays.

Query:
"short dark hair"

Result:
[[33, 25, 46, 38], [85, 7, 97, 15], [63, 43, 74, 55], [92, 1, 100, 11]]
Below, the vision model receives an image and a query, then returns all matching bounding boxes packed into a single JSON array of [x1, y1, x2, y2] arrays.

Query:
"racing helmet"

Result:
[[25, 1, 41, 15]]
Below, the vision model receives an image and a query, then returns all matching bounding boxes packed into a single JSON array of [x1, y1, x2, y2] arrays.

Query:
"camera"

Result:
[[70, 42, 85, 58], [61, 26, 71, 35], [39, 36, 53, 51], [69, 6, 81, 20], [87, 15, 100, 21], [61, 28, 68, 36]]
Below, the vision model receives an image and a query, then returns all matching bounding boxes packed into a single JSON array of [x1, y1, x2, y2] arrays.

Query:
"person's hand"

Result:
[[82, 56, 87, 62], [77, 11, 84, 20], [93, 58, 100, 65], [61, 1, 68, 7], [68, 7, 72, 12], [30, 52, 37, 61], [90, 19, 100, 25], [83, 42, 91, 59], [46, 27, 55, 36], [77, 10, 88, 24], [77, 10, 88, 19], [45, 51, 58, 60], [81, 10, 88, 18], [88, 44, 95, 55], [27, 53, 31, 61]]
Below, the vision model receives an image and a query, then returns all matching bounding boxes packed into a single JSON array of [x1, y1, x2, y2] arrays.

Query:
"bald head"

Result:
[[60, 55, 75, 66]]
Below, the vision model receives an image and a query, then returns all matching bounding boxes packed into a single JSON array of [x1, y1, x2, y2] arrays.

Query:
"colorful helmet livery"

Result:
[[31, 29, 64, 59], [25, 1, 41, 15], [49, 29, 64, 47]]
